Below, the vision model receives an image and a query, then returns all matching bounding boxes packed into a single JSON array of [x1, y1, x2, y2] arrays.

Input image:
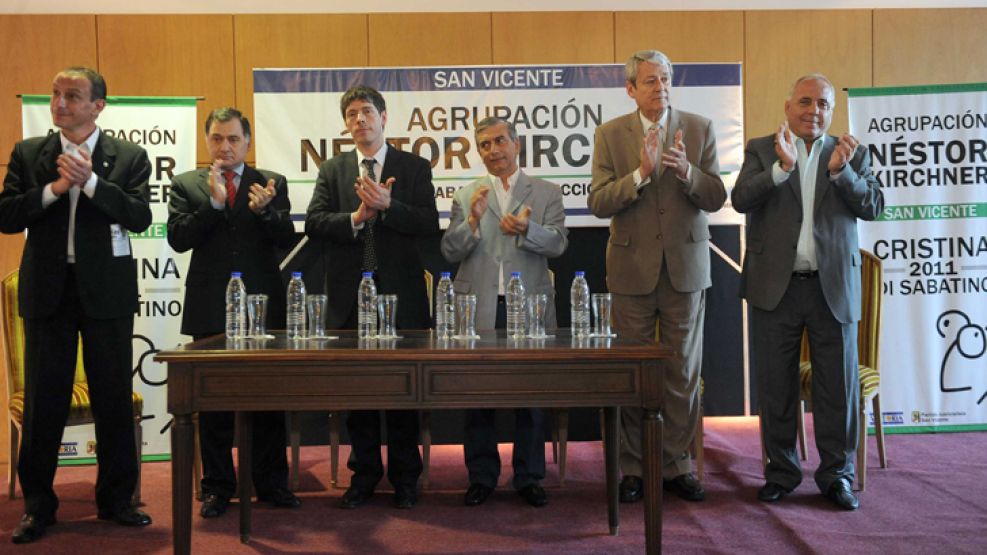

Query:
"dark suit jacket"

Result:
[[731, 134, 884, 324], [305, 147, 439, 329], [167, 165, 295, 336], [0, 131, 152, 319], [588, 108, 726, 295]]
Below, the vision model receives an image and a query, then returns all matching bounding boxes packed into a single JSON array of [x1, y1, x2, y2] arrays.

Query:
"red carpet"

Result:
[[2, 416, 986, 554]]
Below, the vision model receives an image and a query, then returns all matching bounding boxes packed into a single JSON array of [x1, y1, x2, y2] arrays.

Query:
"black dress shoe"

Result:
[[663, 473, 705, 502], [98, 507, 152, 527], [393, 487, 418, 509], [518, 484, 548, 507], [619, 475, 644, 503], [464, 483, 494, 506], [757, 482, 790, 502], [200, 493, 230, 518], [11, 513, 55, 544], [340, 486, 373, 509], [825, 479, 860, 511], [258, 488, 302, 508]]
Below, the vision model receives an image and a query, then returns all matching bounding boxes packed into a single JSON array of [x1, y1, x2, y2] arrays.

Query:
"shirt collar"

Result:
[[639, 109, 669, 135], [60, 127, 100, 155], [796, 136, 825, 159], [360, 143, 388, 169], [488, 167, 520, 192]]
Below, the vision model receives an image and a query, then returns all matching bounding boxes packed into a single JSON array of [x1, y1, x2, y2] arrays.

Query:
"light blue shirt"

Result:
[[772, 137, 825, 271]]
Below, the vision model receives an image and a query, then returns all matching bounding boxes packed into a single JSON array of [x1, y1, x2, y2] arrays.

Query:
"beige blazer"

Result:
[[588, 108, 725, 294]]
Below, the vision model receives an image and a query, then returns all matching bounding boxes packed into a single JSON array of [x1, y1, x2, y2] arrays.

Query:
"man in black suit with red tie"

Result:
[[0, 67, 152, 544], [167, 107, 301, 518], [306, 85, 438, 510]]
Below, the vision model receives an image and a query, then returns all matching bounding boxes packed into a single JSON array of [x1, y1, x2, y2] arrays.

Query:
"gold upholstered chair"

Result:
[[2, 269, 145, 503], [796, 249, 887, 491]]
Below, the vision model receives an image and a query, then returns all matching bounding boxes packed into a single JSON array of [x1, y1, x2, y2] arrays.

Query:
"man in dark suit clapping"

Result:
[[167, 107, 301, 518], [0, 67, 153, 543], [306, 85, 438, 510]]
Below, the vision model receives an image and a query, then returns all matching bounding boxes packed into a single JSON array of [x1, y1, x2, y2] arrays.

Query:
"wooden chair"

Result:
[[2, 269, 145, 503]]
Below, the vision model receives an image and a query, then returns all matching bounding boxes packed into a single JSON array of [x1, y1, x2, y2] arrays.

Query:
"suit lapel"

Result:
[[37, 134, 63, 185], [814, 136, 835, 215], [380, 147, 397, 187], [787, 159, 804, 207], [483, 176, 505, 220], [91, 132, 116, 180], [236, 165, 267, 212], [661, 109, 682, 179], [507, 172, 533, 215], [341, 150, 361, 211], [626, 112, 645, 177], [195, 168, 211, 198]]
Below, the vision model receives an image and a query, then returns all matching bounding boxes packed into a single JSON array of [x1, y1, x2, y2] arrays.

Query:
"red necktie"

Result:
[[224, 171, 237, 208]]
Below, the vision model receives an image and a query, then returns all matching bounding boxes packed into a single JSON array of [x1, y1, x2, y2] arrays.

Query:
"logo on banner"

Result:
[[59, 443, 78, 457], [877, 412, 904, 425], [87, 441, 98, 455], [911, 410, 967, 424], [936, 309, 987, 404]]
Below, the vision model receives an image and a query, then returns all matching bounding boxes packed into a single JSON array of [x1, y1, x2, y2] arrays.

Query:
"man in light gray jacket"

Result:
[[441, 116, 568, 508]]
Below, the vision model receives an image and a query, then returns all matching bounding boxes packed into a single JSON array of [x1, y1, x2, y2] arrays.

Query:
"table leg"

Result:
[[643, 408, 663, 554], [237, 411, 253, 543], [171, 413, 193, 555], [604, 406, 621, 536]]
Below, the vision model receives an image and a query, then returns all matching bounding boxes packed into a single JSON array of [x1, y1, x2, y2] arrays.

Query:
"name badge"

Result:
[[110, 224, 131, 257]]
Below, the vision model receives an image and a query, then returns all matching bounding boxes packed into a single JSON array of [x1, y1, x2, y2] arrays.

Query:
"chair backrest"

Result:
[[799, 249, 883, 371], [1, 270, 86, 397], [857, 250, 882, 370]]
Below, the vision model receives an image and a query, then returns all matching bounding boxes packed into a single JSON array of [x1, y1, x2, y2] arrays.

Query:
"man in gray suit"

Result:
[[588, 50, 725, 503], [441, 117, 568, 508], [732, 74, 883, 510]]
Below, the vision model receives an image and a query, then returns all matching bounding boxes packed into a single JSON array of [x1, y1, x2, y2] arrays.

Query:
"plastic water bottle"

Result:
[[286, 272, 307, 339], [571, 271, 591, 338], [225, 272, 247, 339], [435, 272, 455, 339], [358, 272, 378, 339], [506, 271, 526, 338]]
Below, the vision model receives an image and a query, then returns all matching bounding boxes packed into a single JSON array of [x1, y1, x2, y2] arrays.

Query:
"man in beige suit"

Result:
[[588, 50, 725, 502]]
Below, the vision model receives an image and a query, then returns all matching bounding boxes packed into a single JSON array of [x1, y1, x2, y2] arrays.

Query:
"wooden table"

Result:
[[157, 330, 668, 554]]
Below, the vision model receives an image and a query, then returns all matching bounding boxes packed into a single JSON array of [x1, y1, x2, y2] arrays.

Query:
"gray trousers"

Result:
[[753, 274, 859, 493], [613, 264, 704, 479]]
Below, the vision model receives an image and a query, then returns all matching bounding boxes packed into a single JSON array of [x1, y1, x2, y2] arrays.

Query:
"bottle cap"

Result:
[[441, 272, 451, 278], [575, 271, 585, 277], [362, 272, 374, 279], [511, 271, 521, 277], [231, 271, 242, 278], [292, 272, 302, 278]]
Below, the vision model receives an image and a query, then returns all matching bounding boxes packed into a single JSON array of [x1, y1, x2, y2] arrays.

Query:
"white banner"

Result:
[[22, 95, 197, 460], [254, 63, 745, 229], [849, 83, 987, 432]]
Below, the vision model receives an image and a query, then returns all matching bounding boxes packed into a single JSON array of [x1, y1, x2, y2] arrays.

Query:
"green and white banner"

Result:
[[22, 95, 197, 460], [253, 63, 745, 229], [849, 83, 987, 432]]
